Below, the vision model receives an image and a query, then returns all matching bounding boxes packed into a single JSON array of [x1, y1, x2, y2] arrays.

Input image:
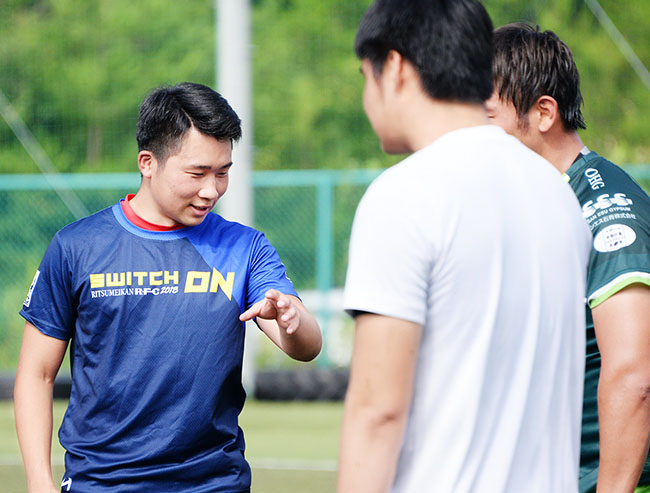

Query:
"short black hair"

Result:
[[354, 0, 494, 103], [492, 23, 586, 130], [136, 82, 242, 162]]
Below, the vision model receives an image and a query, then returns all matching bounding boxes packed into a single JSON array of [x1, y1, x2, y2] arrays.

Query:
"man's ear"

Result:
[[384, 50, 424, 98], [533, 95, 560, 134], [137, 150, 156, 178], [382, 49, 407, 91]]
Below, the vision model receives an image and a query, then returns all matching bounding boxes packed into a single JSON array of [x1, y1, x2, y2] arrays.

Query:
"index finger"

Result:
[[239, 301, 262, 322]]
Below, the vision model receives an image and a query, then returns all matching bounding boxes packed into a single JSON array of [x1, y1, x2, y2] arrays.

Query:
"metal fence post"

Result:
[[315, 171, 334, 367]]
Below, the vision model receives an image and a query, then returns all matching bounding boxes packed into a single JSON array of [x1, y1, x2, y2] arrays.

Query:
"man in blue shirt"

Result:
[[15, 82, 321, 492]]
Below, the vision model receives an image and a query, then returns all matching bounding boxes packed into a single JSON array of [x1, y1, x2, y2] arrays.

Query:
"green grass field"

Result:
[[0, 399, 343, 492]]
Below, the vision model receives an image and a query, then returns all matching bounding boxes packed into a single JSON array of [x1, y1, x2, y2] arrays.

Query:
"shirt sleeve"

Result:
[[20, 232, 76, 340], [576, 164, 650, 308], [245, 232, 299, 309], [343, 176, 431, 325]]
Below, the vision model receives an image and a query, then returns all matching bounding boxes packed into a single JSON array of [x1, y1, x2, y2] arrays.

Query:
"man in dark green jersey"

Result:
[[485, 23, 650, 493]]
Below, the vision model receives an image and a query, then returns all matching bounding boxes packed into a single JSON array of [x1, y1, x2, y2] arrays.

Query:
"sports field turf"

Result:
[[0, 399, 343, 492]]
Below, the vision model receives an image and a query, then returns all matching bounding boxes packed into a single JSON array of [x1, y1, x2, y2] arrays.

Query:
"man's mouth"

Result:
[[190, 204, 213, 214]]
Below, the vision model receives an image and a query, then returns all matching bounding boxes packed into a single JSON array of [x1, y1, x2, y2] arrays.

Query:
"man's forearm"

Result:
[[592, 286, 650, 492], [597, 371, 650, 492], [337, 404, 407, 493], [337, 315, 420, 493], [14, 371, 58, 492]]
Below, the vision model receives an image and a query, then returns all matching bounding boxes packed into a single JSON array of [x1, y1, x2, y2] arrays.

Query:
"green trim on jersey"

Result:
[[589, 273, 650, 308], [567, 151, 650, 493]]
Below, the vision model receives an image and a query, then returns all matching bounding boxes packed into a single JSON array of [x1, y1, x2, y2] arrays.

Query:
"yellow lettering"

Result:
[[133, 272, 147, 285], [106, 273, 125, 287], [90, 274, 105, 288], [164, 270, 179, 285], [184, 271, 210, 293], [209, 269, 235, 300], [94, 270, 222, 291], [150, 271, 163, 286]]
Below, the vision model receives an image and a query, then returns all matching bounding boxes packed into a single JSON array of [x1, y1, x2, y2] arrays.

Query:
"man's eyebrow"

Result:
[[187, 162, 233, 171]]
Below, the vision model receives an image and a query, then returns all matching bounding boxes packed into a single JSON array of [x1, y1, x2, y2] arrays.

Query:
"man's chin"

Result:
[[173, 214, 207, 228], [184, 217, 207, 227], [381, 143, 411, 155], [379, 136, 412, 155]]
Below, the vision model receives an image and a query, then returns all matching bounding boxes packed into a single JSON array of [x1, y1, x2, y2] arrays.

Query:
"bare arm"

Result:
[[239, 289, 322, 361], [14, 321, 68, 493], [593, 284, 650, 492], [337, 314, 421, 493]]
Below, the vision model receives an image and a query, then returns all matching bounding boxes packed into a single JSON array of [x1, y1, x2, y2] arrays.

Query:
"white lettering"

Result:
[[61, 477, 72, 492], [585, 168, 605, 190], [24, 270, 40, 307]]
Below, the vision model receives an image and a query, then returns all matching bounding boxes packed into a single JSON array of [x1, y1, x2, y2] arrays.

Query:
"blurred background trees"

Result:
[[1, 0, 648, 175], [0, 0, 647, 370]]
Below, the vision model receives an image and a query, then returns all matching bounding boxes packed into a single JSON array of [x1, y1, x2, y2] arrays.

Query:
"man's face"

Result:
[[361, 58, 405, 154], [485, 90, 536, 151], [146, 127, 232, 227], [361, 59, 388, 144]]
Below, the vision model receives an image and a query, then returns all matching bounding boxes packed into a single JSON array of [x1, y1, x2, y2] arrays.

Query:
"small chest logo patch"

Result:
[[593, 224, 636, 253]]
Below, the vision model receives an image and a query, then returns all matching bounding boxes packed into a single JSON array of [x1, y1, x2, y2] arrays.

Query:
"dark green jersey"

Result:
[[566, 151, 650, 492]]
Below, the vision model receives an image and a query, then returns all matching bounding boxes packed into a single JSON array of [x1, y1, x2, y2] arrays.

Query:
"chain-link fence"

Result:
[[1, 0, 649, 376], [0, 170, 381, 371], [3, 166, 650, 373]]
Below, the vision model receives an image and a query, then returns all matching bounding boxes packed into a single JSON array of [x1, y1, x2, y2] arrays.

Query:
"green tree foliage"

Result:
[[0, 0, 215, 173], [252, 0, 395, 170], [0, 0, 648, 370], [487, 0, 650, 164], [252, 0, 650, 168], [0, 0, 647, 173]]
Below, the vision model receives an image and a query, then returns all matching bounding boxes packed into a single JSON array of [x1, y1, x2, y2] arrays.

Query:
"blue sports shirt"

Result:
[[21, 201, 298, 492]]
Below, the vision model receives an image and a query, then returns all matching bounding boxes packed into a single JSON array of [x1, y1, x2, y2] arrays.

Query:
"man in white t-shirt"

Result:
[[336, 1, 591, 492]]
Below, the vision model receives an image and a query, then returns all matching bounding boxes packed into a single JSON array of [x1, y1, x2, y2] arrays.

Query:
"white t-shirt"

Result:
[[344, 125, 591, 492]]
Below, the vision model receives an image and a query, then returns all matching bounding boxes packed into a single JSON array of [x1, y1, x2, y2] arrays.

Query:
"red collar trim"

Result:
[[120, 194, 185, 231]]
